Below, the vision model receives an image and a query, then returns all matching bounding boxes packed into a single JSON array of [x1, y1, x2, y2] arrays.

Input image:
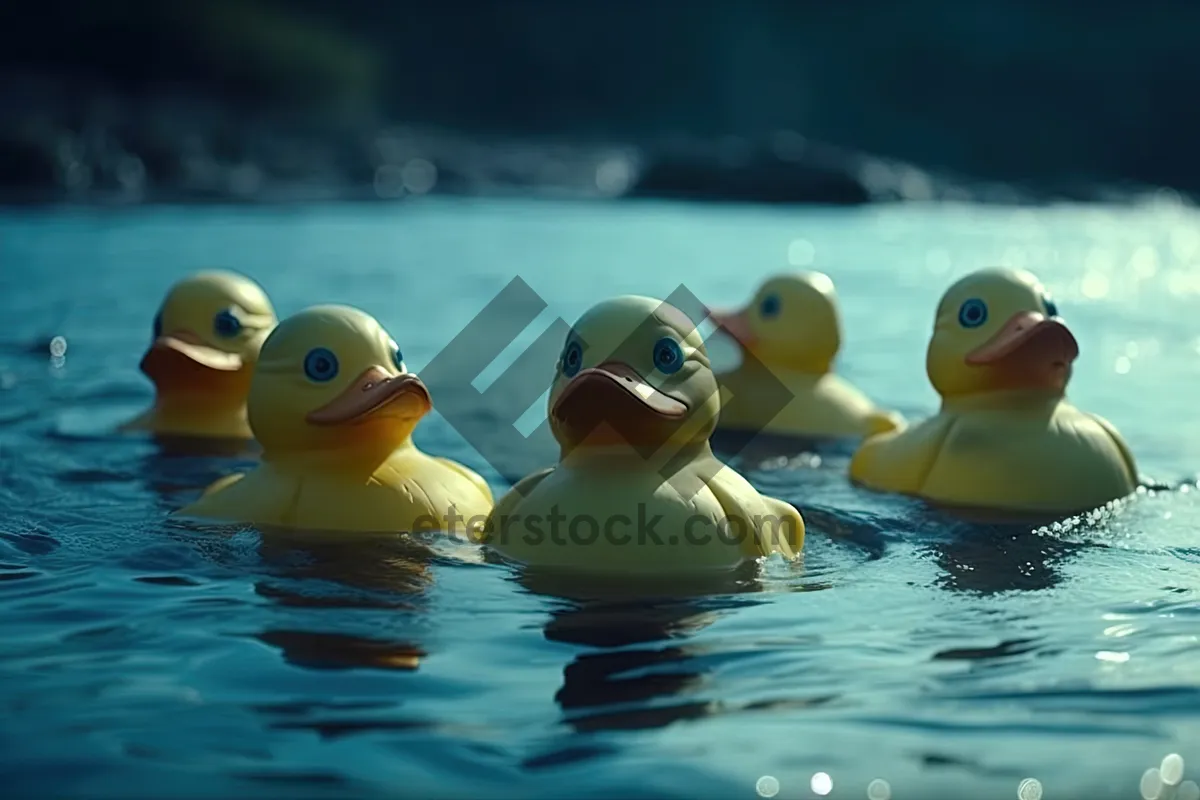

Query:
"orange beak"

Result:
[[306, 367, 432, 426], [139, 332, 245, 390], [707, 306, 756, 348], [552, 360, 687, 447], [965, 311, 1079, 391]]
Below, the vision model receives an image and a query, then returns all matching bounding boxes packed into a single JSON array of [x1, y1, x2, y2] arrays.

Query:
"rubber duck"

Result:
[[481, 295, 804, 574], [849, 267, 1138, 516], [121, 270, 277, 440], [177, 305, 494, 533], [707, 272, 904, 439]]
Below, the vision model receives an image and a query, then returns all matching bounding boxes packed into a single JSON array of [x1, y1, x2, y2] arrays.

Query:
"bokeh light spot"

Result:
[[755, 775, 780, 798], [1017, 777, 1043, 800], [1082, 272, 1111, 299], [788, 239, 816, 266], [867, 778, 891, 800], [1142, 767, 1164, 800], [1161, 754, 1185, 786], [594, 157, 634, 196], [401, 158, 437, 195]]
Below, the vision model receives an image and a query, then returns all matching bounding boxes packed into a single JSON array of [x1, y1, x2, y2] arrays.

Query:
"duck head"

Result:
[[927, 268, 1077, 400], [140, 271, 276, 409], [707, 272, 841, 373], [247, 306, 431, 466], [549, 296, 719, 458]]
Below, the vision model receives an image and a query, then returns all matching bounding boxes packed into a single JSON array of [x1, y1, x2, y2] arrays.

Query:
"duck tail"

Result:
[[865, 410, 906, 437]]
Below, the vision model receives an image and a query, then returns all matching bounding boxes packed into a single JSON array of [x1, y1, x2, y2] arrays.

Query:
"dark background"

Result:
[[2, 0, 1198, 204]]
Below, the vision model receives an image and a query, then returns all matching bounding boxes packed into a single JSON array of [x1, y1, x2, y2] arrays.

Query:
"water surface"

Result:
[[2, 198, 1199, 799]]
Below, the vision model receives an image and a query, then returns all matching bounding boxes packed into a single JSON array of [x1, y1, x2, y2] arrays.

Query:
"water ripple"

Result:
[[2, 202, 1200, 798]]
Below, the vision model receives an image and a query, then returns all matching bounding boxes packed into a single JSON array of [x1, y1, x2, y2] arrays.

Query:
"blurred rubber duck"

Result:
[[850, 267, 1138, 515], [707, 272, 904, 439], [121, 270, 276, 439], [481, 295, 804, 574], [177, 305, 494, 533]]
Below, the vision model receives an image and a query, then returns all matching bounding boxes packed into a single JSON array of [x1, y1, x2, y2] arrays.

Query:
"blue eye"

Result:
[[652, 337, 684, 374], [153, 312, 163, 339], [561, 340, 583, 378], [957, 298, 988, 328], [392, 346, 405, 371], [760, 293, 781, 318], [303, 347, 339, 382], [1043, 295, 1059, 318], [213, 309, 242, 338]]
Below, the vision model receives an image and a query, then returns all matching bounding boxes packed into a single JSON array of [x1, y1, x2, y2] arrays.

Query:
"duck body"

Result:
[[717, 364, 902, 439], [121, 270, 277, 440], [490, 446, 800, 575], [851, 392, 1136, 515], [177, 305, 492, 534], [483, 295, 804, 575], [708, 271, 903, 440], [850, 267, 1137, 516], [122, 400, 250, 441], [181, 442, 493, 532]]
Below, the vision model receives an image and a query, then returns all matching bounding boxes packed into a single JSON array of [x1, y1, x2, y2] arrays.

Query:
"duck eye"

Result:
[[759, 293, 781, 318], [561, 341, 583, 378], [153, 312, 163, 339], [652, 336, 684, 374], [392, 346, 405, 371], [1043, 294, 1059, 318], [213, 309, 242, 338], [957, 298, 988, 329], [303, 347, 339, 382]]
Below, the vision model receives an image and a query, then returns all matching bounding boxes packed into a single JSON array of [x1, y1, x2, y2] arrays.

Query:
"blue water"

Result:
[[2, 198, 1200, 799]]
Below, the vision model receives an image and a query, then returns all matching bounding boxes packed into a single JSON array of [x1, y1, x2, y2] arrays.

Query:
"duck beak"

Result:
[[552, 361, 687, 446], [965, 311, 1079, 390], [707, 306, 757, 347], [140, 332, 244, 383], [306, 367, 432, 426]]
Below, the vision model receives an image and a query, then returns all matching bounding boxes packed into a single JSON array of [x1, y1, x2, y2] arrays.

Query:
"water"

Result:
[[2, 198, 1200, 799]]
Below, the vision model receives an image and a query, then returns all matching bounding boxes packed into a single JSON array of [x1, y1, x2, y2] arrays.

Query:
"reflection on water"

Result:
[[926, 526, 1091, 594], [556, 642, 717, 733], [3, 202, 1200, 798], [251, 528, 437, 608], [256, 630, 425, 672], [521, 568, 756, 734], [544, 597, 728, 733]]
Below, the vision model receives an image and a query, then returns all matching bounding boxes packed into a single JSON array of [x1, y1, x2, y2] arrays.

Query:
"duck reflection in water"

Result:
[[254, 529, 438, 672], [167, 517, 438, 671], [136, 435, 258, 512], [518, 566, 763, 733], [919, 504, 1094, 594]]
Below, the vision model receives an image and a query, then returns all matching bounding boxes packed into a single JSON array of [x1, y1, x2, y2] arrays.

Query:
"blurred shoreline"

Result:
[[0, 74, 1189, 209], [5, 2, 1200, 208]]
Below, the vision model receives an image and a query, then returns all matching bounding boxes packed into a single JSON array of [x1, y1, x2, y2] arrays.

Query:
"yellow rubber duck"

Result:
[[481, 295, 804, 575], [177, 305, 494, 533], [121, 270, 277, 440], [850, 267, 1138, 516], [707, 272, 904, 439]]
